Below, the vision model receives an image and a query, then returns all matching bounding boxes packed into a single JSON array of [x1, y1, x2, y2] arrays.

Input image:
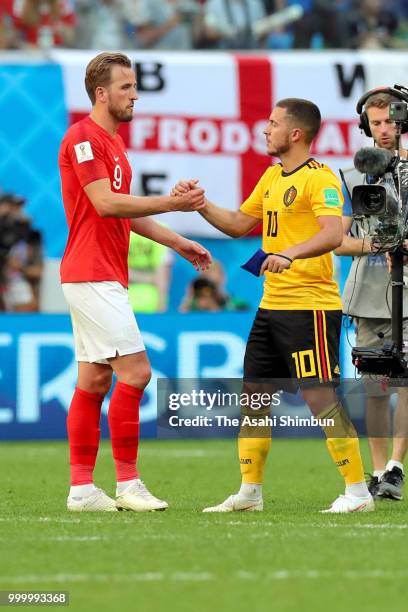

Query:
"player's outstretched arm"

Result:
[[200, 199, 259, 238], [84, 178, 205, 218], [171, 180, 258, 238], [131, 218, 212, 271]]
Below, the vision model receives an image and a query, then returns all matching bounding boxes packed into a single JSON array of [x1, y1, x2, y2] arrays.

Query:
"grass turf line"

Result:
[[0, 439, 407, 612]]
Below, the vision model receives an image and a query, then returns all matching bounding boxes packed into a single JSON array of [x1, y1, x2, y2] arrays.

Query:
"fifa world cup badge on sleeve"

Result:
[[74, 141, 94, 163], [323, 189, 340, 207]]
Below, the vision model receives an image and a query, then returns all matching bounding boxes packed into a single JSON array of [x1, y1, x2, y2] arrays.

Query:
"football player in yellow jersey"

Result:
[[173, 98, 374, 513]]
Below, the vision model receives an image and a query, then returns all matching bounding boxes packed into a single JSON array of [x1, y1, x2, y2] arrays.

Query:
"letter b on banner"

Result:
[[135, 63, 165, 92]]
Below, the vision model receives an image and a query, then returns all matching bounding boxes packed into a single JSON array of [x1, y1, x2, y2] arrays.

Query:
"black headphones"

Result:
[[356, 84, 408, 137]]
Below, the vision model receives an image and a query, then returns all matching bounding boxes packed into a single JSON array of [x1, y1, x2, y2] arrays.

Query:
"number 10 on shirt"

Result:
[[266, 211, 278, 237]]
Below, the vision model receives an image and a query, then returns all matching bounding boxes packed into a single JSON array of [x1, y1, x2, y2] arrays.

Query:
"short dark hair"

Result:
[[85, 52, 132, 105], [365, 92, 399, 112], [276, 98, 321, 143]]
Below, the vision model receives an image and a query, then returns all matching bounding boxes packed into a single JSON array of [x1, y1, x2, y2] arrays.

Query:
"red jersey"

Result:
[[59, 116, 132, 287]]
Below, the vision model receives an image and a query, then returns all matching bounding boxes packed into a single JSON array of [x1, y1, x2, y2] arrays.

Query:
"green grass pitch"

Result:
[[1, 438, 408, 612]]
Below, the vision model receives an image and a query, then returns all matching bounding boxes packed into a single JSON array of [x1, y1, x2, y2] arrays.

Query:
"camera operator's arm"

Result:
[[334, 216, 372, 256]]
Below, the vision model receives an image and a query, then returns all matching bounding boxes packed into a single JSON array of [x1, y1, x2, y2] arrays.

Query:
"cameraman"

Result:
[[335, 91, 408, 501]]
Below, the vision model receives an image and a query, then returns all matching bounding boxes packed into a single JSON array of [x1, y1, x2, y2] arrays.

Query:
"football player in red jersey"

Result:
[[58, 52, 211, 512]]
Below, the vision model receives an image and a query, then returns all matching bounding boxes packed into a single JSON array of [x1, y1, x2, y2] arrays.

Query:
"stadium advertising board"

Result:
[[0, 313, 249, 440], [0, 312, 361, 442]]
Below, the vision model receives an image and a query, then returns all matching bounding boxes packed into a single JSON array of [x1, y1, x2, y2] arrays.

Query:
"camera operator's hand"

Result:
[[386, 251, 392, 273], [370, 239, 382, 254], [386, 241, 408, 272]]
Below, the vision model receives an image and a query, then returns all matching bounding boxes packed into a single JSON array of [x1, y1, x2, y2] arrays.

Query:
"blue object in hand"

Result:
[[241, 249, 269, 277]]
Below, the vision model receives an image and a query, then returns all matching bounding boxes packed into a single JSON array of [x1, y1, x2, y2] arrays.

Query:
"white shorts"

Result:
[[62, 281, 145, 364]]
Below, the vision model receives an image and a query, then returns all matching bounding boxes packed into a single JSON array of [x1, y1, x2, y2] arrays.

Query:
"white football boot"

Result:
[[115, 479, 168, 512], [320, 493, 375, 513], [203, 493, 263, 513], [67, 487, 117, 512]]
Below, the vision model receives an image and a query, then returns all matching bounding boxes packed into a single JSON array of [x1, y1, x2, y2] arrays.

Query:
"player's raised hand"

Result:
[[173, 237, 212, 271], [171, 179, 200, 196], [260, 253, 292, 274]]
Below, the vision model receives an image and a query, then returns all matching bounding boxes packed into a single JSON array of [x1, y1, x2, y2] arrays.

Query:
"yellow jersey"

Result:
[[240, 158, 343, 310]]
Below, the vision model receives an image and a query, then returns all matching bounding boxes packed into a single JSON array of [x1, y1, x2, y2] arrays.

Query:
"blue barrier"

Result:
[[0, 313, 251, 440], [0, 313, 355, 441]]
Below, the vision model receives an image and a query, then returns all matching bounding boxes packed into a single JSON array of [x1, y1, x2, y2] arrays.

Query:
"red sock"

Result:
[[108, 381, 143, 482], [67, 387, 103, 485]]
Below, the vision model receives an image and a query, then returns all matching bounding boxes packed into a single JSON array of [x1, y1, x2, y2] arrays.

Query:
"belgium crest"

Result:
[[283, 185, 297, 207]]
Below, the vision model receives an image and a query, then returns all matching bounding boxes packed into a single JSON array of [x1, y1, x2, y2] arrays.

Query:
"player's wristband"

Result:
[[275, 254, 293, 264]]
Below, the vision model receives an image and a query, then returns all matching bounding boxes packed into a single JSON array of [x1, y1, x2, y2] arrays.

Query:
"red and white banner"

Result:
[[52, 50, 408, 237]]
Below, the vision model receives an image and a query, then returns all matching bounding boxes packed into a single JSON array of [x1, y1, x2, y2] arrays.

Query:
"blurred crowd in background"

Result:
[[0, 0, 407, 51], [0, 192, 43, 312]]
